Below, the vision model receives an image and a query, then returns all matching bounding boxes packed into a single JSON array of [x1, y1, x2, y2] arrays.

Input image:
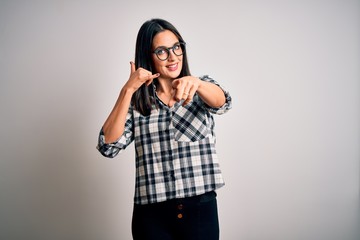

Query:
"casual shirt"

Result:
[[97, 75, 232, 205]]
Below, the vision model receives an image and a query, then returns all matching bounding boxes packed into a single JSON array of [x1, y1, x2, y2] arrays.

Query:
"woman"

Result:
[[97, 18, 232, 240]]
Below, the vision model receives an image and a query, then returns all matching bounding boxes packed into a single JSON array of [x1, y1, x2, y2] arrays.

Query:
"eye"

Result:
[[155, 48, 167, 55], [173, 44, 181, 50]]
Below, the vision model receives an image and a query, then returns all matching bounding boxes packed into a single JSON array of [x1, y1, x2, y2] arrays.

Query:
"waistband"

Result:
[[176, 191, 217, 204], [134, 191, 217, 207]]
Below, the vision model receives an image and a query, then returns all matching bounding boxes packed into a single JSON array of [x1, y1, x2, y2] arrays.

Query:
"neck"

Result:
[[156, 78, 173, 95], [155, 78, 176, 106]]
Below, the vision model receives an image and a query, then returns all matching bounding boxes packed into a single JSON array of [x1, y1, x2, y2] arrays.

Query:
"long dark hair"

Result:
[[132, 18, 191, 116]]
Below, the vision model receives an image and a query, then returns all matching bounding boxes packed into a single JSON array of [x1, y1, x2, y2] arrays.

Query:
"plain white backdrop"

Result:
[[0, 0, 359, 239]]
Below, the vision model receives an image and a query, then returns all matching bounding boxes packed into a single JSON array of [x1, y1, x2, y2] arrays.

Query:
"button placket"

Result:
[[176, 202, 184, 219]]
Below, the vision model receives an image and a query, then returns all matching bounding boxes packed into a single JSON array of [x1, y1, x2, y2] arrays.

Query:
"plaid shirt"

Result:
[[97, 76, 232, 205]]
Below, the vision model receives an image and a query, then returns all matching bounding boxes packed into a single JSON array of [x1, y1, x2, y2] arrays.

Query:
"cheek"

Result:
[[152, 58, 164, 73]]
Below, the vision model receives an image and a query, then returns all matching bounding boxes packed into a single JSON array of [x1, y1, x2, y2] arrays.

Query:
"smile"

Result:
[[166, 63, 178, 71]]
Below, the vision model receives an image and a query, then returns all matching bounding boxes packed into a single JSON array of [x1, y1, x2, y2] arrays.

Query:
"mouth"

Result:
[[166, 63, 178, 71]]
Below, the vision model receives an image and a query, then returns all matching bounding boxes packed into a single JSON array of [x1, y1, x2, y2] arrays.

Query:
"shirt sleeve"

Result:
[[96, 106, 134, 158], [199, 75, 232, 115]]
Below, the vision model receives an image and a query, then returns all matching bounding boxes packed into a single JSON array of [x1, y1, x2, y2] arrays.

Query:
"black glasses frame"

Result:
[[153, 42, 186, 61]]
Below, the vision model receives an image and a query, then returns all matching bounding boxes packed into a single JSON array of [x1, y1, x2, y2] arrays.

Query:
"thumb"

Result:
[[172, 79, 180, 89], [130, 61, 136, 73]]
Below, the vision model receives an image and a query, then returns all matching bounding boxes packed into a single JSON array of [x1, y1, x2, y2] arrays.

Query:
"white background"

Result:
[[0, 0, 359, 239]]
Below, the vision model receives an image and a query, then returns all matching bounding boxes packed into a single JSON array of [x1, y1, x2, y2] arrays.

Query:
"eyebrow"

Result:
[[153, 41, 180, 50]]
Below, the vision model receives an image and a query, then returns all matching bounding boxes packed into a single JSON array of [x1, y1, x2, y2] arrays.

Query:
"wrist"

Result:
[[196, 77, 203, 91], [121, 85, 136, 96]]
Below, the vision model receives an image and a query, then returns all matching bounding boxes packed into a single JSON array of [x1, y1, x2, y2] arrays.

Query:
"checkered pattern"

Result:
[[97, 76, 232, 205]]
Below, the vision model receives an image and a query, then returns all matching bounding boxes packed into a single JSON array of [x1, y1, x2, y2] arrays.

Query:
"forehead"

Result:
[[152, 30, 179, 48]]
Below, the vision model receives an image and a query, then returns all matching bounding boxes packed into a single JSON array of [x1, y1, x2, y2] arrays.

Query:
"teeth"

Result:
[[167, 64, 177, 68]]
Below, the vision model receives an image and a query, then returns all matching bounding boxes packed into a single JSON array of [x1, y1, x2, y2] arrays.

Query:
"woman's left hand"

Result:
[[172, 76, 201, 105]]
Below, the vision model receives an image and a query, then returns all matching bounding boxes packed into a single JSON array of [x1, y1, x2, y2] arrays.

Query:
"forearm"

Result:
[[196, 80, 226, 108], [102, 87, 134, 143]]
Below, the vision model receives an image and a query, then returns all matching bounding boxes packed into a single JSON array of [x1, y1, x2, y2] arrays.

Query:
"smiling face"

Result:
[[152, 30, 183, 81]]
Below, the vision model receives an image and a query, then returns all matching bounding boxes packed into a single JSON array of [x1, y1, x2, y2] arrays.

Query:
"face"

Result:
[[152, 30, 183, 81]]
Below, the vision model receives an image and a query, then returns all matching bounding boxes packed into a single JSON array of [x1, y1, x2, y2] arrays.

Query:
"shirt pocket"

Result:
[[171, 102, 210, 142]]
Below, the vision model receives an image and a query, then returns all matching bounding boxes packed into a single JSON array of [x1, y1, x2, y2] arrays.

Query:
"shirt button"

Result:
[[177, 213, 183, 219], [177, 204, 183, 210]]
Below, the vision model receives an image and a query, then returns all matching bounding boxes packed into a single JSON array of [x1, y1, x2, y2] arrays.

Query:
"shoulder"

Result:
[[199, 75, 215, 82]]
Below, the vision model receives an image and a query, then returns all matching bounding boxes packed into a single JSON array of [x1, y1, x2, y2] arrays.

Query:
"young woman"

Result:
[[97, 18, 232, 240]]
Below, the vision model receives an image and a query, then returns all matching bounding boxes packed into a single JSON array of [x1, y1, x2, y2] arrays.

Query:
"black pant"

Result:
[[132, 191, 219, 240]]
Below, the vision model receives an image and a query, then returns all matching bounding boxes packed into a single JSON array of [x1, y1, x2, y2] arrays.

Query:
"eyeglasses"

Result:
[[153, 42, 186, 61]]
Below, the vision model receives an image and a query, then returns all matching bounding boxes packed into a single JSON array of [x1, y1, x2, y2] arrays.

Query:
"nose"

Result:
[[167, 50, 177, 61]]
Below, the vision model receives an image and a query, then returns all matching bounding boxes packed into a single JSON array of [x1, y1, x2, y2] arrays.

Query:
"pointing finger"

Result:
[[173, 81, 186, 101], [183, 86, 196, 106]]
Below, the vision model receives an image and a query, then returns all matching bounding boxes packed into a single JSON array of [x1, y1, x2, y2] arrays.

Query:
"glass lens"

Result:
[[154, 48, 169, 61], [173, 43, 183, 56]]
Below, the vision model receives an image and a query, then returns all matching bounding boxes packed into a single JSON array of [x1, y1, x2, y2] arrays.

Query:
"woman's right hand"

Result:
[[102, 61, 159, 143], [124, 61, 160, 93]]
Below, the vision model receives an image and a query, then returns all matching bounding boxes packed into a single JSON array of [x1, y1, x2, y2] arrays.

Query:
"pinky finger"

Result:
[[146, 73, 160, 86]]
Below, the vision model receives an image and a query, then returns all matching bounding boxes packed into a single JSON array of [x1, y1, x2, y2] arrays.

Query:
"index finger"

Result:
[[172, 79, 186, 101]]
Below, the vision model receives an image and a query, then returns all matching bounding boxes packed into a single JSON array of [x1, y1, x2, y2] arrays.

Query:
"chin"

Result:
[[171, 72, 181, 79], [162, 71, 181, 80]]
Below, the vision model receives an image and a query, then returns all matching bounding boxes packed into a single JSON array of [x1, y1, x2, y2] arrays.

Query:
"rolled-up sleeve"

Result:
[[96, 107, 134, 158], [199, 75, 232, 115]]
